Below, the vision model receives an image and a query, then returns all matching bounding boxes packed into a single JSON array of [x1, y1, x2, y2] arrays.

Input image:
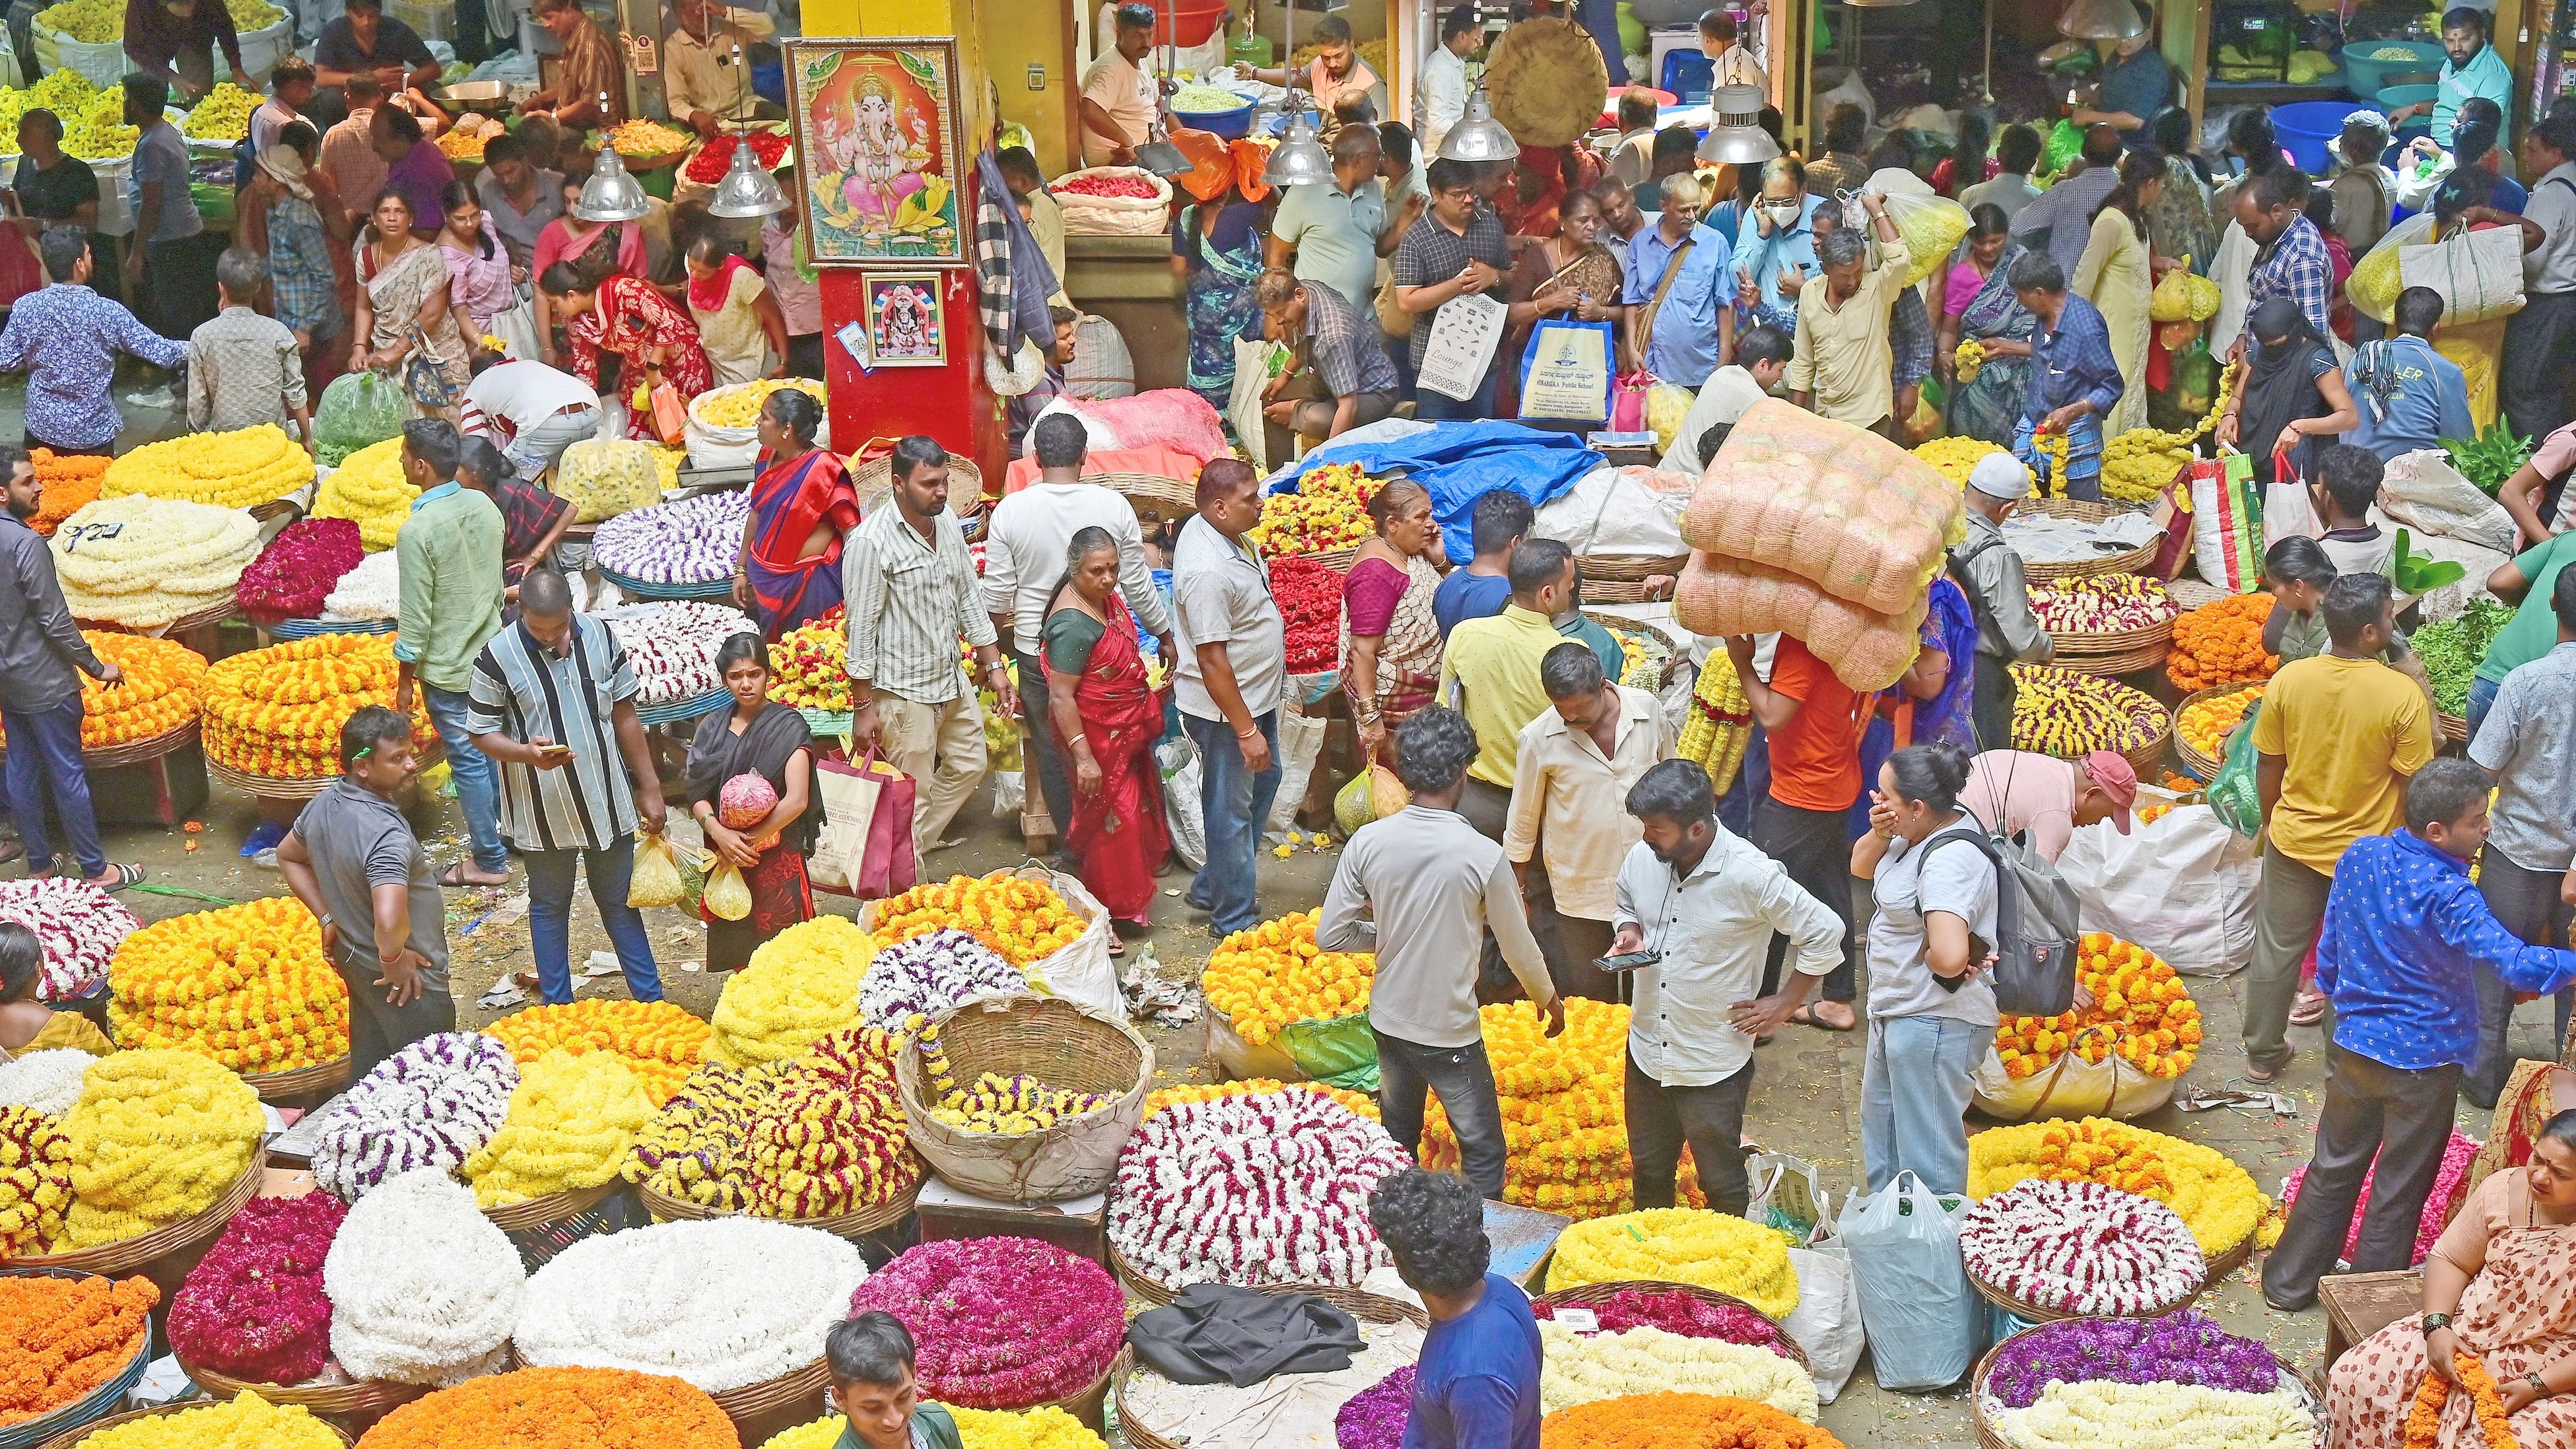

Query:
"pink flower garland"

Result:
[[2282, 1130, 2480, 1265], [1531, 1288, 1792, 1358], [168, 1193, 347, 1385], [848, 1236, 1124, 1408], [236, 518, 365, 624]]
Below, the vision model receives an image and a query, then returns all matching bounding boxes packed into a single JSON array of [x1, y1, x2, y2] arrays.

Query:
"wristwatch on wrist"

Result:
[[2422, 1313, 2454, 1335]]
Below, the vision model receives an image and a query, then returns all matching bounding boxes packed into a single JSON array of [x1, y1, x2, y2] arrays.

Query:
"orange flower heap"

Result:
[[1540, 1392, 1846, 1448], [2165, 592, 2278, 692], [2178, 683, 2263, 764], [1993, 932, 2200, 1082], [27, 450, 108, 536], [354, 1366, 738, 1449], [201, 634, 426, 778], [483, 1000, 712, 1107], [871, 874, 1085, 968], [0, 1273, 158, 1429], [108, 897, 350, 1072], [79, 633, 206, 747]]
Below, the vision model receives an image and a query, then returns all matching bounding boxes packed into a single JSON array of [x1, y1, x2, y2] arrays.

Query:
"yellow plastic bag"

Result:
[[2148, 257, 2221, 323], [553, 438, 663, 523], [703, 861, 753, 921], [1644, 382, 1696, 455], [628, 830, 684, 909], [1868, 169, 1970, 287]]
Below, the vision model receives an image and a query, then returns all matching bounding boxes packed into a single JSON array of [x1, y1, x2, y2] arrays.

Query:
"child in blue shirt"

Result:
[[1369, 1169, 1542, 1449]]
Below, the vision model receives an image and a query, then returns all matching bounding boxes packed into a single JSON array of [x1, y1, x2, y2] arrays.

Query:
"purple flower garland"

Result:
[[1334, 1365, 1414, 1449], [1984, 1312, 2280, 1409]]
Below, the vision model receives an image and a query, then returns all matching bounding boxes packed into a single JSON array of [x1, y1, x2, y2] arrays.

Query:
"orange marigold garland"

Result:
[[2405, 1353, 2521, 1449], [27, 450, 108, 537], [353, 1366, 739, 1449], [1540, 1392, 1846, 1448], [2165, 592, 2279, 692], [0, 1273, 158, 1429]]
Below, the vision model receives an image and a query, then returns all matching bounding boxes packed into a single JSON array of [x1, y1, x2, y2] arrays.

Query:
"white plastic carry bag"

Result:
[[2380, 448, 2522, 555], [1841, 1171, 1981, 1392], [1785, 1238, 1867, 1404], [2398, 223, 2527, 325], [1159, 736, 1207, 872], [2055, 802, 2259, 975], [1266, 707, 1328, 834]]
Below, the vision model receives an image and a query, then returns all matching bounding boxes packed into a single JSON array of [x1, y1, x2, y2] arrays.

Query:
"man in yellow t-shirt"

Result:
[[2247, 573, 2437, 1082], [1437, 540, 1578, 833]]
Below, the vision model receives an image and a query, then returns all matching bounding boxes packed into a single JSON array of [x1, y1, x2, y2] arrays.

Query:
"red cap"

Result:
[[2081, 751, 2138, 834]]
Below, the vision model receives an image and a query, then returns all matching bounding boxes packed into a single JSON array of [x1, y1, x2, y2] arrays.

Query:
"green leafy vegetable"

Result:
[[2439, 420, 2532, 496], [2392, 528, 2466, 597], [2412, 597, 2511, 716]]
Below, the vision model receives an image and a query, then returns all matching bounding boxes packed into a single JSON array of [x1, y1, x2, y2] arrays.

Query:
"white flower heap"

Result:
[[858, 927, 1031, 1033], [0, 1048, 93, 1118], [322, 551, 400, 621], [1536, 1321, 1818, 1421], [0, 877, 137, 1001], [513, 1217, 869, 1392], [51, 496, 261, 627], [310, 1033, 521, 1201], [609, 601, 755, 706], [1109, 1091, 1412, 1289], [321, 1167, 524, 1385], [593, 490, 752, 585], [1960, 1178, 2204, 1317]]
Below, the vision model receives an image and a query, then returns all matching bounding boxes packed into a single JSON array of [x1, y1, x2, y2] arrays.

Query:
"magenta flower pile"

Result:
[[1334, 1365, 1414, 1449], [848, 1236, 1124, 1407], [236, 518, 366, 624], [1984, 1312, 2280, 1409], [2282, 1129, 2480, 1266], [167, 1192, 348, 1384], [1531, 1287, 1791, 1357]]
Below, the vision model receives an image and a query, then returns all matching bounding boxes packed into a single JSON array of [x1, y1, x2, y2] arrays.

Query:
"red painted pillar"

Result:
[[818, 244, 1006, 489]]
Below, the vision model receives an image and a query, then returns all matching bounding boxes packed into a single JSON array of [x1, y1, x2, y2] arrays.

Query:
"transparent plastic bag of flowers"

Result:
[[628, 831, 685, 910], [702, 861, 753, 920], [314, 371, 411, 463]]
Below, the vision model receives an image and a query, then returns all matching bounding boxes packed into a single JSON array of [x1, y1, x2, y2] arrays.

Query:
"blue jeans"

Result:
[[2466, 674, 2501, 743], [1860, 1013, 1986, 1194], [422, 685, 508, 874], [523, 837, 661, 1005], [1182, 709, 1280, 937], [501, 405, 601, 483], [2012, 415, 2103, 502], [1, 696, 102, 877], [1413, 366, 1498, 422]]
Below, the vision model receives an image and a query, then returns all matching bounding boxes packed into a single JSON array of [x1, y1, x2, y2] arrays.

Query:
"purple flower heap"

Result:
[[168, 1193, 347, 1384], [858, 928, 1029, 1033], [1984, 1312, 2281, 1409], [1335, 1365, 1415, 1449], [1531, 1287, 1791, 1358], [849, 1236, 1124, 1407], [594, 490, 752, 585], [309, 1032, 520, 1200], [1110, 1091, 1413, 1289]]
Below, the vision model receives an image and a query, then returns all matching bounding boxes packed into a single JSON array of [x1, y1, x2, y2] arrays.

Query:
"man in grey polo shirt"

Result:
[[1270, 123, 1411, 311], [2464, 564, 2576, 1105], [1174, 457, 1287, 937], [276, 704, 454, 1079]]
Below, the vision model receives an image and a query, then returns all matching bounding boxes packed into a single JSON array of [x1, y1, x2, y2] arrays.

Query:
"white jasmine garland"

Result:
[[310, 1034, 521, 1201], [593, 490, 753, 584], [608, 601, 755, 706], [1108, 1093, 1412, 1289], [0, 1048, 95, 1118], [50, 496, 262, 626], [322, 1168, 524, 1385], [1987, 1379, 2316, 1449], [0, 877, 138, 1000], [322, 551, 401, 621], [1959, 1180, 2204, 1318], [1537, 1322, 1818, 1421], [513, 1217, 869, 1392]]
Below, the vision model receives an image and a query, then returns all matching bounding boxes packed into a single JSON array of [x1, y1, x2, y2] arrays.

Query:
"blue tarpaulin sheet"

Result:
[[1271, 421, 1604, 564]]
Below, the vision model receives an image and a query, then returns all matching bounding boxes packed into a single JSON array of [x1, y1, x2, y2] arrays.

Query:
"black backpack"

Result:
[[1920, 820, 2083, 1017]]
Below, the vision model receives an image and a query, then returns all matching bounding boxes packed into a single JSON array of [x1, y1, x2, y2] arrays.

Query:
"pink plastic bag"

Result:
[[1064, 389, 1230, 463], [1611, 372, 1654, 432]]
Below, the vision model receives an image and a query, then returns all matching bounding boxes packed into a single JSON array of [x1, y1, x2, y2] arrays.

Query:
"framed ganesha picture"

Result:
[[784, 36, 967, 266]]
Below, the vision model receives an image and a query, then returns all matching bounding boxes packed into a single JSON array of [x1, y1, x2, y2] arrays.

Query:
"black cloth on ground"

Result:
[[1126, 1284, 1368, 1386]]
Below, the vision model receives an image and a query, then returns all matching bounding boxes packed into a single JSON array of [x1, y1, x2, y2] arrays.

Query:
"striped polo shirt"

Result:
[[463, 614, 641, 853]]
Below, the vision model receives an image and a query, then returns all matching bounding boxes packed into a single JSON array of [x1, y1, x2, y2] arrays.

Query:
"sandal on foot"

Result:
[[94, 863, 145, 893]]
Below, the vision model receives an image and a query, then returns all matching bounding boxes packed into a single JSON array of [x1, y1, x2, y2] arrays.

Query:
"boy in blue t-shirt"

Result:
[[1369, 1169, 1542, 1449]]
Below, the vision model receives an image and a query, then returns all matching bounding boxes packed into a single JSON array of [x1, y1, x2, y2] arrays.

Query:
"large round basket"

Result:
[[2016, 498, 2163, 583], [176, 1359, 430, 1428], [599, 567, 738, 601], [0, 1149, 265, 1302], [1579, 553, 1688, 583], [708, 1357, 830, 1448], [634, 1173, 922, 1241], [34, 1401, 354, 1449], [634, 685, 733, 728], [207, 759, 339, 801], [81, 718, 199, 771], [1274, 543, 1361, 572], [854, 455, 986, 518], [1586, 611, 1684, 689], [2439, 710, 2468, 745], [1966, 1319, 2322, 1449], [1965, 1262, 2202, 1326], [477, 1178, 627, 1273], [239, 1054, 350, 1103], [78, 599, 240, 637], [265, 617, 397, 640], [1098, 471, 1199, 523], [0, 1268, 152, 1449], [1532, 1281, 1810, 1371], [1115, 1275, 1433, 1449], [894, 995, 1152, 1203], [2172, 681, 2265, 780], [1029, 1359, 1116, 1435], [2202, 1230, 2253, 1287], [2042, 613, 2177, 677], [1110, 1241, 1429, 1326]]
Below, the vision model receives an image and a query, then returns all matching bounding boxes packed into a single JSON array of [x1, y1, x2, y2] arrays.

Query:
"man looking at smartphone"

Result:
[[1611, 759, 1843, 1214]]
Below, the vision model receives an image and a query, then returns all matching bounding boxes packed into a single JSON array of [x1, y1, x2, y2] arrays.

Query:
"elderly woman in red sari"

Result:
[[685, 632, 817, 972], [1042, 525, 1170, 952], [728, 388, 857, 638], [538, 259, 716, 402]]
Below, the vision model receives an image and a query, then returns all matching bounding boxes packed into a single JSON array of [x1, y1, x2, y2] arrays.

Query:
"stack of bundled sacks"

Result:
[[1674, 400, 1967, 691]]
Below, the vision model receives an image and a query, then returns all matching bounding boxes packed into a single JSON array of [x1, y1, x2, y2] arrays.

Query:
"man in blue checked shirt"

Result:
[[2006, 250, 2121, 503], [2236, 166, 2335, 358], [2262, 759, 2576, 1311], [0, 228, 186, 455]]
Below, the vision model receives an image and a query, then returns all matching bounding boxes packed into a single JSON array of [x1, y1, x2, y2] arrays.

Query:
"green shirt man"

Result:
[[829, 1311, 967, 1449]]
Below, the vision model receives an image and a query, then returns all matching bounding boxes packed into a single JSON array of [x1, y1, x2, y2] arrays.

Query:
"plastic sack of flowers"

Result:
[[703, 861, 753, 921], [1839, 1172, 1978, 1392], [321, 1167, 524, 1384], [629, 830, 687, 910]]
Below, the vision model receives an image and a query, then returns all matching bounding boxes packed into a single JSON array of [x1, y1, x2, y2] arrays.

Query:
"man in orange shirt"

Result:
[[1726, 634, 1874, 1030]]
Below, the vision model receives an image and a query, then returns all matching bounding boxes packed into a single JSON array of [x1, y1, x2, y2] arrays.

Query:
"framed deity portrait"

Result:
[[784, 37, 966, 265], [863, 273, 947, 366]]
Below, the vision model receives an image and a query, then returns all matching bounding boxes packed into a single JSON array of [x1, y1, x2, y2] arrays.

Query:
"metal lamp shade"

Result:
[[706, 137, 790, 218], [2058, 0, 2146, 39], [1697, 84, 1779, 165], [1437, 89, 1520, 163], [1134, 133, 1192, 177], [576, 144, 652, 222], [1262, 112, 1334, 188]]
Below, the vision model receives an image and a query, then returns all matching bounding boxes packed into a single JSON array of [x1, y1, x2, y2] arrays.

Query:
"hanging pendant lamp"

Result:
[[1697, 84, 1779, 165], [2059, 0, 2146, 40], [1437, 88, 1519, 164], [576, 101, 651, 222]]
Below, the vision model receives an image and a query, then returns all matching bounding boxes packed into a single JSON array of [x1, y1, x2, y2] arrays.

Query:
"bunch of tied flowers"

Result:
[[1544, 1210, 1800, 1321], [106, 896, 350, 1071], [50, 495, 262, 628], [593, 490, 753, 586], [460, 1048, 654, 1207], [308, 1032, 519, 1201], [0, 1273, 158, 1431], [1968, 1118, 2268, 1260], [1109, 1091, 1412, 1289], [870, 874, 1087, 970], [1959, 1180, 2204, 1317], [707, 916, 876, 1065], [320, 1168, 523, 1386], [166, 1194, 346, 1384], [623, 1028, 920, 1219], [0, 1048, 92, 1118], [611, 600, 755, 708], [481, 999, 712, 1107], [320, 550, 399, 621], [0, 876, 137, 1001], [1537, 1392, 1848, 1448], [848, 1237, 1125, 1408], [234, 518, 366, 624], [77, 1393, 344, 1449], [1987, 1378, 2316, 1449]]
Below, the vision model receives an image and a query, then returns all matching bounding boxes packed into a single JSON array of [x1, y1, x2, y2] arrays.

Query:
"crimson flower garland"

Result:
[[847, 1236, 1124, 1407], [1531, 1288, 1792, 1358], [236, 518, 365, 624], [1268, 555, 1346, 674], [167, 1193, 347, 1385]]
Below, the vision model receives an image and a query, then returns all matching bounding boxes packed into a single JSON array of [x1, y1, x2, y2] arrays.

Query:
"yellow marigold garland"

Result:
[[2406, 1352, 2520, 1449], [706, 918, 877, 1067], [200, 634, 428, 780], [106, 897, 349, 1072], [483, 999, 713, 1107], [463, 1048, 654, 1207], [1968, 1117, 2266, 1258], [80, 1391, 343, 1449], [871, 874, 1086, 970], [310, 437, 420, 551], [59, 1048, 264, 1247], [101, 424, 313, 510], [1199, 909, 1373, 1047], [1544, 1209, 1800, 1320]]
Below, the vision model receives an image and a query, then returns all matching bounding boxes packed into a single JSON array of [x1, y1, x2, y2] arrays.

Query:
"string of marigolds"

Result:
[[2029, 362, 2240, 502]]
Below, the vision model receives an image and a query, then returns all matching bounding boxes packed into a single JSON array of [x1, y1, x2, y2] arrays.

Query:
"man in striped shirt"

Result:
[[463, 567, 667, 1005]]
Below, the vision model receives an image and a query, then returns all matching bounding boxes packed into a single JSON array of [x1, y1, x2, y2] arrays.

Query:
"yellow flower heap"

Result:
[[484, 999, 714, 1106], [61, 1048, 265, 1247], [698, 378, 829, 429], [312, 437, 421, 551], [705, 917, 877, 1067], [50, 496, 261, 628], [1969, 1116, 2266, 1258], [625, 1027, 920, 1219], [1200, 908, 1373, 1046], [871, 874, 1085, 970], [104, 425, 314, 510], [0, 1104, 73, 1254], [463, 1048, 654, 1207], [178, 80, 261, 141], [607, 117, 695, 156], [1912, 436, 2027, 490], [1545, 1208, 1800, 1320], [915, 1019, 1112, 1133], [1246, 461, 1374, 557], [79, 1392, 342, 1449], [108, 898, 349, 1072], [201, 634, 422, 779], [1423, 999, 1703, 1219]]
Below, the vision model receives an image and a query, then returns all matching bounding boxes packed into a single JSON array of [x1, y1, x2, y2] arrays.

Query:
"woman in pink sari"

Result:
[[730, 388, 858, 638], [1042, 526, 1169, 947], [1339, 479, 1444, 762]]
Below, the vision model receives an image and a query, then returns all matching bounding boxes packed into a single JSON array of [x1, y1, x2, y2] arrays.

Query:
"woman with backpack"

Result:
[[1849, 743, 1998, 1195]]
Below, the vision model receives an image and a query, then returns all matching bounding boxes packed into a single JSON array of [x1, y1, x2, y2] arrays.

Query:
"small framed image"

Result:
[[863, 273, 947, 366], [784, 36, 967, 266]]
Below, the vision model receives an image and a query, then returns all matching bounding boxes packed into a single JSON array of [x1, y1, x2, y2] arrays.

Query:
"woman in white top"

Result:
[[1849, 742, 1999, 1195]]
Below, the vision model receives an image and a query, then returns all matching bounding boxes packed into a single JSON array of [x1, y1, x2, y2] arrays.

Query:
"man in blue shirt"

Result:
[[2071, 7, 2175, 148], [2344, 286, 2474, 463], [2390, 7, 2513, 148], [2008, 250, 2123, 502], [1368, 1168, 1542, 1449], [0, 228, 187, 455], [1433, 490, 1530, 639], [2261, 759, 2576, 1311], [1621, 171, 1732, 386]]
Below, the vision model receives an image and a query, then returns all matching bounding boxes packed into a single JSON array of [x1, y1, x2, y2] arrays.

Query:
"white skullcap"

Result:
[[1967, 452, 2033, 501]]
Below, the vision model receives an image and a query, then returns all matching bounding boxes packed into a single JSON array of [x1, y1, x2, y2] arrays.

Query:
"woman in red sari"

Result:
[[1042, 526, 1169, 949], [731, 388, 858, 638], [538, 263, 716, 398]]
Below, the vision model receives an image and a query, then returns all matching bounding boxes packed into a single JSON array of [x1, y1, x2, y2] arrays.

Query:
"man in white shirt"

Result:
[[1604, 88, 1660, 188], [461, 354, 601, 482], [1959, 123, 2046, 223], [979, 413, 1173, 851], [1699, 10, 1767, 96], [1172, 458, 1287, 937], [1078, 3, 1159, 168], [1505, 642, 1673, 999], [662, 0, 775, 140], [2505, 114, 2576, 444], [1613, 758, 1841, 1214], [1415, 4, 1478, 160], [251, 57, 315, 158], [1658, 321, 1789, 474]]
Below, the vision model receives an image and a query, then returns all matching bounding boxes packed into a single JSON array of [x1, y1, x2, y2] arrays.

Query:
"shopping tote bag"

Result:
[[856, 750, 919, 898], [1518, 318, 1613, 423], [805, 755, 885, 898], [2186, 452, 2263, 593]]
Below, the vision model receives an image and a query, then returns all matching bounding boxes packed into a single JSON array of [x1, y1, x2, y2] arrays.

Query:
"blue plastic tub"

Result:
[[1263, 108, 1324, 137], [2273, 98, 2381, 174], [1176, 100, 1254, 140], [2339, 38, 2446, 95]]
